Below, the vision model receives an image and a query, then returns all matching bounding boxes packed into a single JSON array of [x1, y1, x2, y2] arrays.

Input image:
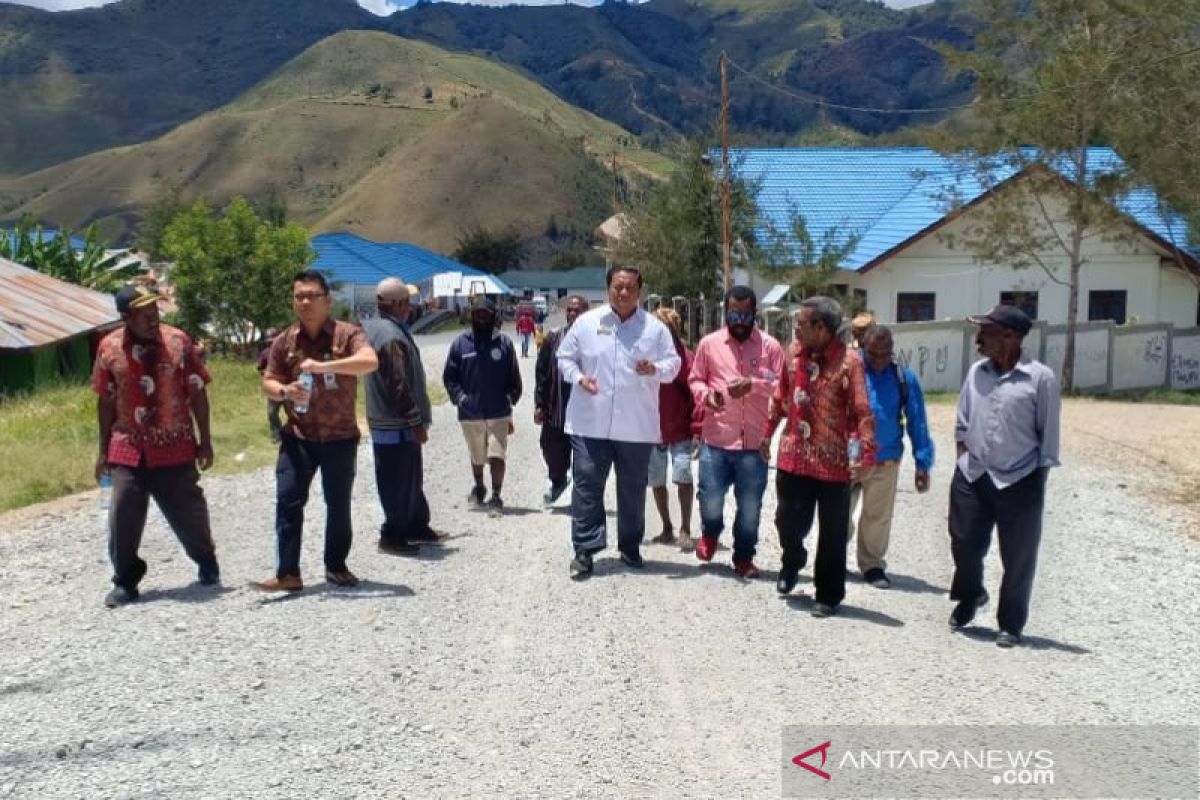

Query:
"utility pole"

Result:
[[720, 51, 732, 292]]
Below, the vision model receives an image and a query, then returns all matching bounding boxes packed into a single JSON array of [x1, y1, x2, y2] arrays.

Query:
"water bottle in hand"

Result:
[[293, 372, 313, 415], [847, 436, 861, 466], [98, 471, 112, 511]]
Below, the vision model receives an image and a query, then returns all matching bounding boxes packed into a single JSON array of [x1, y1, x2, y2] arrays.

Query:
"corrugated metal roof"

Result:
[[729, 147, 1199, 271], [310, 233, 512, 290], [497, 267, 608, 291], [0, 257, 121, 350]]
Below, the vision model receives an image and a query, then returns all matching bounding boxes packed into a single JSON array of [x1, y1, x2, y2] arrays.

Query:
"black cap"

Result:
[[968, 304, 1032, 335], [469, 295, 497, 315], [114, 284, 160, 314]]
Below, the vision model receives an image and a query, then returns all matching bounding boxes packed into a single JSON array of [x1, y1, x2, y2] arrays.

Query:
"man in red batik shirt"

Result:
[[762, 296, 874, 618], [92, 284, 219, 608]]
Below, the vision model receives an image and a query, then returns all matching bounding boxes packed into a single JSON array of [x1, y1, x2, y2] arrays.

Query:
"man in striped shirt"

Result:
[[534, 295, 589, 507]]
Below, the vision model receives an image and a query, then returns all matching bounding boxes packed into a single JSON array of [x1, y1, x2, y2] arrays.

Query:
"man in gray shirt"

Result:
[[949, 305, 1061, 648]]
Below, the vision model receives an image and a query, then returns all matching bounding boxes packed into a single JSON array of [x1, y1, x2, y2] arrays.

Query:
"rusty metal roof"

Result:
[[0, 257, 121, 350]]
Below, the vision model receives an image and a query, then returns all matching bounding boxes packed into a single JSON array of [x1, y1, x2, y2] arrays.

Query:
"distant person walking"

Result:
[[516, 313, 536, 358], [764, 297, 874, 617], [92, 284, 219, 607], [443, 296, 522, 518], [689, 285, 785, 576], [949, 305, 1061, 648], [849, 324, 934, 589], [362, 278, 439, 557], [647, 307, 696, 549], [557, 265, 680, 579], [256, 269, 379, 592], [534, 295, 589, 507]]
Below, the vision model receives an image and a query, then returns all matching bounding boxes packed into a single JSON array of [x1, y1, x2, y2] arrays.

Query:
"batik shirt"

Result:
[[91, 324, 211, 468]]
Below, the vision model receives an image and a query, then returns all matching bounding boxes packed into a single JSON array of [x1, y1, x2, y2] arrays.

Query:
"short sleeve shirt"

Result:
[[90, 324, 211, 468], [266, 319, 368, 442]]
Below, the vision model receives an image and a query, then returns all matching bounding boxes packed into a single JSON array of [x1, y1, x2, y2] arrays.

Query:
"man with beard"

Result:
[[534, 295, 589, 507], [91, 284, 219, 607], [688, 285, 785, 578], [764, 296, 875, 617], [362, 278, 438, 556], [443, 296, 523, 518], [949, 305, 1060, 648], [556, 266, 680, 579]]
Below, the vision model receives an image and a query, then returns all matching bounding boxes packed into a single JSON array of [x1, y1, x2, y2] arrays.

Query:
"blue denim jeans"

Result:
[[697, 443, 769, 561], [570, 435, 653, 556]]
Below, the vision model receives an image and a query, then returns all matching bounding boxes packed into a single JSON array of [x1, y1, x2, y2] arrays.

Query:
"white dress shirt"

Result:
[[557, 305, 681, 443]]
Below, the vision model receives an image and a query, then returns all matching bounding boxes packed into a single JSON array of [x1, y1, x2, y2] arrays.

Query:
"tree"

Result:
[[1, 217, 141, 291], [614, 138, 763, 299], [162, 197, 314, 350], [453, 225, 526, 274], [758, 208, 862, 301], [933, 0, 1183, 391], [136, 184, 188, 262]]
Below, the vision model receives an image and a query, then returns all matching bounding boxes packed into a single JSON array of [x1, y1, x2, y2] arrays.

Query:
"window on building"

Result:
[[896, 292, 936, 322], [1088, 290, 1127, 324], [1000, 291, 1039, 319], [853, 289, 868, 309]]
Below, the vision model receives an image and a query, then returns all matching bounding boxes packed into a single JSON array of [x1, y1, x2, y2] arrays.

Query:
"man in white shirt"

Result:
[[556, 266, 681, 579]]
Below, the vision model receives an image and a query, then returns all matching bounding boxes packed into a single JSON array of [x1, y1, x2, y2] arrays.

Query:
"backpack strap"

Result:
[[892, 361, 908, 422]]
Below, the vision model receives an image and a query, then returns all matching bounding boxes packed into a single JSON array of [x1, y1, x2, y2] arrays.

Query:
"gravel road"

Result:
[[1, 323, 1197, 798]]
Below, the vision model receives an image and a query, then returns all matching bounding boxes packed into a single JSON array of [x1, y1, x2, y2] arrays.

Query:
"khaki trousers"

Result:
[[848, 460, 900, 573]]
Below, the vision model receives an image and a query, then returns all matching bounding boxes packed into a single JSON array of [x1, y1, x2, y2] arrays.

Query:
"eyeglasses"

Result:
[[293, 292, 328, 302], [726, 311, 755, 325]]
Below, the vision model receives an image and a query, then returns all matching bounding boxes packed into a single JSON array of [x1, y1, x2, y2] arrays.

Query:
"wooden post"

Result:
[[720, 52, 732, 292]]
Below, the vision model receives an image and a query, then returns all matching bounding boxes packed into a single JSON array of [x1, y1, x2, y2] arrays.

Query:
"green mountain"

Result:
[[0, 30, 671, 252], [0, 0, 976, 176]]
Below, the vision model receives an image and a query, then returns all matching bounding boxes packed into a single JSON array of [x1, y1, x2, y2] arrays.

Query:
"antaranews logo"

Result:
[[791, 741, 832, 781]]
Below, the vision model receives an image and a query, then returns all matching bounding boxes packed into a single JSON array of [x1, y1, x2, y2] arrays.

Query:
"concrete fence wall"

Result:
[[647, 297, 1199, 395]]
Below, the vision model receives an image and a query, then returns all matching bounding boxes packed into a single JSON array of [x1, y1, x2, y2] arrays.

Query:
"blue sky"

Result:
[[8, 0, 923, 13]]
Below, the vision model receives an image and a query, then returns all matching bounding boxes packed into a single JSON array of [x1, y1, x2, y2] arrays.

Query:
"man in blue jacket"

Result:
[[443, 296, 523, 517], [849, 324, 934, 589]]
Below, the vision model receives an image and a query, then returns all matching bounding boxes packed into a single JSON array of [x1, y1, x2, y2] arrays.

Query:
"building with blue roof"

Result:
[[310, 233, 511, 317], [729, 147, 1199, 327]]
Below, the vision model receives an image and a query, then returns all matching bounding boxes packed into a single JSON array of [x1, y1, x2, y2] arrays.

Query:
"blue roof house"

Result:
[[729, 147, 1199, 329], [310, 233, 511, 317]]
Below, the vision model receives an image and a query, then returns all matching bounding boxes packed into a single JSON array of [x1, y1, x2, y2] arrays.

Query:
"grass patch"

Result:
[[0, 356, 446, 514], [1091, 388, 1200, 406]]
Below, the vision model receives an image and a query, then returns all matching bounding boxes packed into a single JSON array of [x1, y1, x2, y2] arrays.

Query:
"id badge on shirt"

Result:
[[323, 372, 338, 391]]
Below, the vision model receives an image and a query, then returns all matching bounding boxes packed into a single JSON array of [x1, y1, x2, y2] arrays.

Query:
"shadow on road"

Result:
[[956, 625, 1091, 654], [137, 584, 236, 605], [783, 594, 906, 627], [255, 579, 415, 605], [876, 572, 949, 596]]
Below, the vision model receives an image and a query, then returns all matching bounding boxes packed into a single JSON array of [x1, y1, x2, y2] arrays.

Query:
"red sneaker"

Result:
[[695, 535, 718, 562], [733, 559, 760, 579]]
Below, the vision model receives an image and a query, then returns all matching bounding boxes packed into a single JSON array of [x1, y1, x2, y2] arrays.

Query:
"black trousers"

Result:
[[109, 463, 216, 589], [540, 423, 572, 486], [775, 471, 851, 607], [373, 439, 432, 544], [275, 434, 357, 578], [948, 468, 1047, 636]]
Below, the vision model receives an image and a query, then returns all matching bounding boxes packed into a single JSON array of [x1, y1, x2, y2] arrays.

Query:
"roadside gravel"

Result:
[[0, 325, 1196, 798]]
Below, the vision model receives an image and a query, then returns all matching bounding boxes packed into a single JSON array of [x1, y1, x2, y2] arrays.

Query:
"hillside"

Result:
[[0, 0, 976, 176], [0, 30, 671, 252]]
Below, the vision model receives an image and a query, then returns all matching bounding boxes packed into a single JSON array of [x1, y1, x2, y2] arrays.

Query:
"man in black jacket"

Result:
[[362, 278, 438, 554], [534, 295, 588, 507], [443, 296, 523, 517]]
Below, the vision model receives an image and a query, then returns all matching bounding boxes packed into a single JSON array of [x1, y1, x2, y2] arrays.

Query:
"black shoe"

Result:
[[811, 602, 836, 618], [543, 479, 570, 507], [996, 630, 1022, 648], [378, 539, 421, 556], [776, 568, 799, 595], [408, 528, 447, 543], [486, 495, 504, 518], [949, 589, 990, 629], [197, 561, 221, 586], [863, 568, 890, 589], [619, 550, 644, 569], [569, 552, 594, 579], [104, 585, 139, 608], [468, 485, 487, 507]]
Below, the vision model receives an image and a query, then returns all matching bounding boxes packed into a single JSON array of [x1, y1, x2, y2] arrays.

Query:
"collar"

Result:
[[603, 305, 642, 326], [983, 354, 1033, 378], [296, 317, 337, 343], [722, 327, 761, 347], [799, 336, 846, 366]]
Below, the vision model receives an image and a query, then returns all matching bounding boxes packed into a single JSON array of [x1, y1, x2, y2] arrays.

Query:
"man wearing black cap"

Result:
[[949, 305, 1061, 647], [443, 295, 522, 517], [91, 284, 219, 607]]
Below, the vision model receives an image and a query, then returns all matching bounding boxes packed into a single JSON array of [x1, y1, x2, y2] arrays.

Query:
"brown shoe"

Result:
[[325, 569, 359, 587], [252, 575, 303, 592]]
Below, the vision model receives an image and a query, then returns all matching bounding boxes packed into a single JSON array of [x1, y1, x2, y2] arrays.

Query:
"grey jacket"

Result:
[[362, 315, 432, 431]]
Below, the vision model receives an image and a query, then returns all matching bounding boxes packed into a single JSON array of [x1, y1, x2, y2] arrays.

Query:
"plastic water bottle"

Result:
[[98, 471, 112, 511], [847, 436, 861, 465], [293, 372, 313, 415]]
